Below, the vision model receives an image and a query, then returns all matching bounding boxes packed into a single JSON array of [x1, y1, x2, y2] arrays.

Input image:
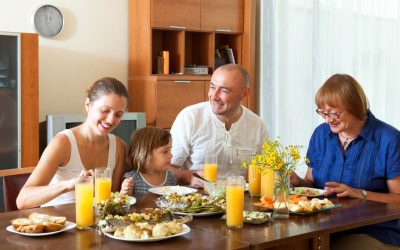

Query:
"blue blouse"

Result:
[[307, 111, 400, 247]]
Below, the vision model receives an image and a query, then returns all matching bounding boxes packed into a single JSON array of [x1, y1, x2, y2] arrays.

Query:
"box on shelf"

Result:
[[184, 65, 209, 75]]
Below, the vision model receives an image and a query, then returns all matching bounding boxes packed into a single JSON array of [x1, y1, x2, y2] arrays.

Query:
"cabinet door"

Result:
[[201, 0, 243, 33], [151, 0, 201, 30], [156, 80, 205, 128]]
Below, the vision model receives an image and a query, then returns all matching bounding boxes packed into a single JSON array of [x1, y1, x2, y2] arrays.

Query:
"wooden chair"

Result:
[[1, 167, 34, 212]]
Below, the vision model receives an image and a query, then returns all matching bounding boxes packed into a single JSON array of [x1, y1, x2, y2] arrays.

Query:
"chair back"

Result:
[[3, 173, 30, 211]]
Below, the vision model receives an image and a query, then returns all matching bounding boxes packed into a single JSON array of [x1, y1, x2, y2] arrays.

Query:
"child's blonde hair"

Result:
[[126, 126, 171, 173]]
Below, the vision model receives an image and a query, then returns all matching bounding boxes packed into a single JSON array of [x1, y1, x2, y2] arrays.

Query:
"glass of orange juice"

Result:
[[95, 168, 112, 204], [75, 175, 93, 229], [248, 165, 261, 196], [226, 176, 245, 229], [203, 154, 218, 182], [260, 169, 274, 199]]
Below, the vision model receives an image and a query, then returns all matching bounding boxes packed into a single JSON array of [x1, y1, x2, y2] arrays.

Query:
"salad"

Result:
[[96, 192, 135, 219]]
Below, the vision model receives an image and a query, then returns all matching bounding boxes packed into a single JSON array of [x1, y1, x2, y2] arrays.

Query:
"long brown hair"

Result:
[[315, 74, 369, 121], [126, 126, 171, 173]]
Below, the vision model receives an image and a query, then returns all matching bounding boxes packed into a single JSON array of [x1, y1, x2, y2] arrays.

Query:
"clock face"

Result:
[[34, 5, 64, 38]]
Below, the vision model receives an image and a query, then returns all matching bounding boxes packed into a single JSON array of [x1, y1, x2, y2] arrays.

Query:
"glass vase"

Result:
[[272, 172, 290, 219]]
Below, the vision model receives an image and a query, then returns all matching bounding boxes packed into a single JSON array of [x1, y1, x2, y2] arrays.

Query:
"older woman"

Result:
[[291, 74, 400, 249]]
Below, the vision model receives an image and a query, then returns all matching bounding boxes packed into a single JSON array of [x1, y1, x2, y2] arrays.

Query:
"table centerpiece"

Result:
[[243, 138, 308, 219]]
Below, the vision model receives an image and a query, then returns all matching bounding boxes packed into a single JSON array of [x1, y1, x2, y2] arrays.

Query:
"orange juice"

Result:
[[248, 165, 261, 196], [226, 184, 244, 228], [75, 180, 93, 229], [261, 170, 274, 199], [95, 177, 111, 203], [203, 163, 218, 182]]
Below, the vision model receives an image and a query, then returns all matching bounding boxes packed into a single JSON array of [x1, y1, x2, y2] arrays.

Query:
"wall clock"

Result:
[[33, 5, 64, 38]]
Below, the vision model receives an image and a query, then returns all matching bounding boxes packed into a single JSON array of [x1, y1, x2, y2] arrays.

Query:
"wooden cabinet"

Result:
[[151, 0, 201, 30], [0, 32, 39, 169], [201, 0, 243, 32], [129, 0, 255, 128], [156, 80, 206, 128]]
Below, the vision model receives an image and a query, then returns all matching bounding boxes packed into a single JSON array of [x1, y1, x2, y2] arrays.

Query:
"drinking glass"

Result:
[[95, 168, 112, 204], [248, 165, 261, 196], [75, 175, 93, 229], [226, 176, 245, 229], [203, 154, 218, 182], [260, 169, 274, 199]]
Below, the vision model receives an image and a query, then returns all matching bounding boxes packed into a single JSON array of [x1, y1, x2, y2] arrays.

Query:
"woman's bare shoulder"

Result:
[[115, 136, 127, 150]]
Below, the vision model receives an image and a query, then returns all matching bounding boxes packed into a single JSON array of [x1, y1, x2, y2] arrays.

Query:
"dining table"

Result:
[[1, 191, 400, 250]]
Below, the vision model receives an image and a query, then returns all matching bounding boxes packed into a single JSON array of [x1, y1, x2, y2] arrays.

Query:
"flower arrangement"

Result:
[[242, 138, 308, 175], [243, 138, 308, 218]]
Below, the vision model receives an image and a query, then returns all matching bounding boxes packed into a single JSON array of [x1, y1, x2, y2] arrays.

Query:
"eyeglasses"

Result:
[[315, 109, 343, 119]]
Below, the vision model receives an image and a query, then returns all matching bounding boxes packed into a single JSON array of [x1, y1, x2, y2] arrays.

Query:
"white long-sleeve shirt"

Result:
[[171, 102, 268, 178]]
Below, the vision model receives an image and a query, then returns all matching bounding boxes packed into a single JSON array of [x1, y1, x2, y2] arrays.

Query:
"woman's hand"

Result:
[[120, 178, 134, 196], [64, 170, 95, 192], [324, 182, 363, 199], [290, 172, 302, 186]]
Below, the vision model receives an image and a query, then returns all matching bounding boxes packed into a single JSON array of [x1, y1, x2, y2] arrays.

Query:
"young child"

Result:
[[121, 126, 177, 195]]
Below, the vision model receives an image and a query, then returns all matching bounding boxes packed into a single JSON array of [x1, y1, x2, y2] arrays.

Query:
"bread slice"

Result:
[[11, 213, 67, 233], [44, 222, 65, 232], [16, 224, 45, 233], [29, 212, 66, 225], [11, 218, 31, 229]]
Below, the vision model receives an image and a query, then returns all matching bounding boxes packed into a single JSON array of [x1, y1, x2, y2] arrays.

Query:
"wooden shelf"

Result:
[[129, 0, 255, 128]]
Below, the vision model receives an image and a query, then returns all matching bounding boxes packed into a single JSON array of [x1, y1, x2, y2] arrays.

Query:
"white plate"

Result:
[[103, 224, 190, 242], [149, 186, 197, 196], [173, 210, 224, 217], [6, 221, 76, 237], [290, 187, 326, 197]]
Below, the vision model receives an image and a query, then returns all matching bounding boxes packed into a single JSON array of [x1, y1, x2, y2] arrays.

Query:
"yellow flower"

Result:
[[242, 138, 308, 175]]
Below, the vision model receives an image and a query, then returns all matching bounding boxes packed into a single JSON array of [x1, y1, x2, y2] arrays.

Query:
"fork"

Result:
[[124, 169, 139, 180]]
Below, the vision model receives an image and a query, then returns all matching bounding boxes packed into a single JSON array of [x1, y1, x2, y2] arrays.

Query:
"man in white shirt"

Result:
[[170, 64, 268, 187]]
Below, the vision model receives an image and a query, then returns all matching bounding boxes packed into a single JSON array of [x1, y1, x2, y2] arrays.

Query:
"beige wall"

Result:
[[0, 0, 128, 121]]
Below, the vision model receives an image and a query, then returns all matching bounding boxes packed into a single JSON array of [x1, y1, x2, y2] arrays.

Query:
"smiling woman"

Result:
[[16, 77, 129, 209], [290, 73, 400, 249]]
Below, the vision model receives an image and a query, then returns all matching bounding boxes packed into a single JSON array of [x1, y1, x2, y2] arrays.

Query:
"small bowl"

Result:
[[204, 179, 226, 198]]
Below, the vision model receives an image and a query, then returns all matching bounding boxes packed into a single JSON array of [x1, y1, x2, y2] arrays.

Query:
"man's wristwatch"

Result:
[[361, 189, 368, 200]]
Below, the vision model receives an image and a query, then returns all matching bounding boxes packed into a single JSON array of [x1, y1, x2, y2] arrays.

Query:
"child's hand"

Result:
[[120, 178, 134, 196]]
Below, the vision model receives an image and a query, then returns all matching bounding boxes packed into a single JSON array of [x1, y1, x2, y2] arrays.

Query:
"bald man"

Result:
[[169, 64, 268, 187]]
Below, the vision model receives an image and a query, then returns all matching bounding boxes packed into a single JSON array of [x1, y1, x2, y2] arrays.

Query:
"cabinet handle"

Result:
[[173, 80, 191, 84], [216, 29, 232, 32], [169, 25, 186, 30]]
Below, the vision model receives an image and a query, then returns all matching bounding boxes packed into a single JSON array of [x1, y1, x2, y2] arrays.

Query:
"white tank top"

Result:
[[42, 129, 116, 207]]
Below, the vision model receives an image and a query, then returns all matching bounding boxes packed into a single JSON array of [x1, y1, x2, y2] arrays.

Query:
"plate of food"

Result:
[[221, 211, 271, 224], [289, 203, 341, 215], [173, 210, 224, 217], [243, 211, 271, 224], [7, 212, 75, 237], [149, 186, 198, 196], [254, 195, 340, 215], [290, 187, 326, 197], [95, 192, 136, 219], [288, 197, 340, 214], [156, 192, 226, 216], [103, 223, 190, 242]]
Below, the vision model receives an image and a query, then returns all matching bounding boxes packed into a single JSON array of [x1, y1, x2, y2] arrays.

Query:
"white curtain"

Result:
[[259, 0, 400, 176]]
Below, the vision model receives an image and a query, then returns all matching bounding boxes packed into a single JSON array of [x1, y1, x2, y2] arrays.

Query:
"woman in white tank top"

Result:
[[17, 77, 129, 209]]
